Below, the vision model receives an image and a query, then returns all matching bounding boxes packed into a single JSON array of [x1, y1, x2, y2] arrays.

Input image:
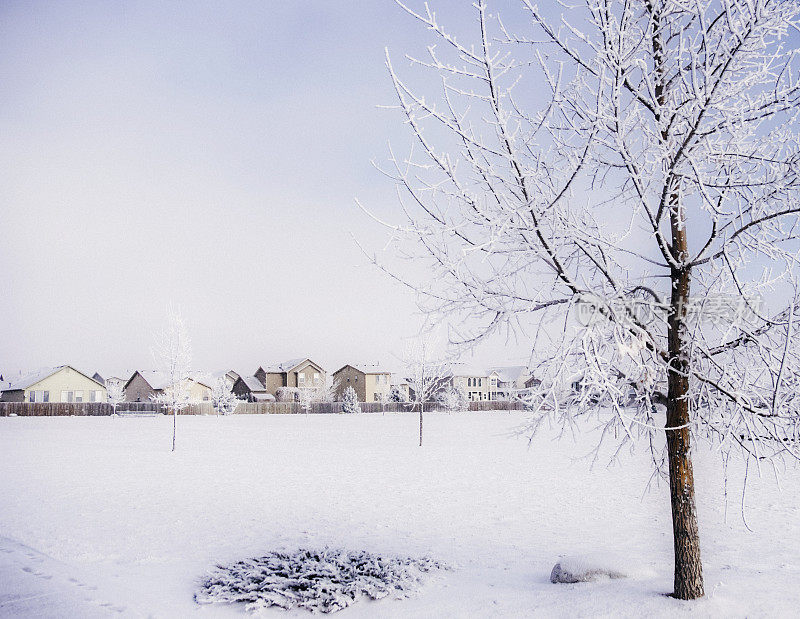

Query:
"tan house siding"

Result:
[[289, 361, 324, 389], [334, 366, 365, 401], [365, 373, 391, 402], [125, 373, 155, 402], [257, 360, 326, 397], [333, 366, 391, 402], [124, 372, 212, 403], [1, 367, 106, 404]]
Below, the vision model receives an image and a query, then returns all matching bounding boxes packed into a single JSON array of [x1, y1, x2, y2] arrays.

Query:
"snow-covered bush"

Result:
[[389, 386, 406, 403], [211, 377, 239, 415], [276, 387, 300, 402], [341, 386, 361, 414], [196, 548, 445, 614], [438, 386, 467, 414]]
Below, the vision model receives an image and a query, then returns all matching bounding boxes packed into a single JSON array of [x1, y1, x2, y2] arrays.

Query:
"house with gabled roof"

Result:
[[446, 363, 490, 402], [487, 366, 531, 400], [254, 358, 326, 398], [123, 370, 212, 403], [231, 374, 274, 402], [0, 365, 107, 403], [333, 364, 392, 402]]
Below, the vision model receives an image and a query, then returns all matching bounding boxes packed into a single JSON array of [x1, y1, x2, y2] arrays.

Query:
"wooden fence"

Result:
[[0, 399, 524, 417], [0, 402, 215, 417]]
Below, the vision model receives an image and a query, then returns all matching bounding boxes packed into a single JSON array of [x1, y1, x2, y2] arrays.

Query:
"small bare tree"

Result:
[[373, 0, 800, 599], [106, 378, 126, 415], [403, 335, 450, 446], [153, 307, 192, 452]]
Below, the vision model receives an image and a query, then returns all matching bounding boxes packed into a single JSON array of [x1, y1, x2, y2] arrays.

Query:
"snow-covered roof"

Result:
[[334, 364, 392, 375], [252, 392, 276, 401], [487, 366, 529, 383], [262, 358, 318, 373], [3, 366, 104, 392], [131, 370, 211, 391], [241, 375, 266, 391]]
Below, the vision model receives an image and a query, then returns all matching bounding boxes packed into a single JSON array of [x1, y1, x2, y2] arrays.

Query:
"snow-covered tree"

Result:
[[106, 378, 126, 414], [403, 335, 450, 446], [390, 386, 407, 403], [374, 0, 800, 599], [315, 377, 340, 404], [377, 389, 392, 414], [298, 384, 315, 414], [439, 386, 468, 415], [152, 307, 192, 452], [341, 386, 361, 414], [212, 376, 239, 415]]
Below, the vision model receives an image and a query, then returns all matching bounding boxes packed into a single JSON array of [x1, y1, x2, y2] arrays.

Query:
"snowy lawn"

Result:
[[0, 411, 798, 617]]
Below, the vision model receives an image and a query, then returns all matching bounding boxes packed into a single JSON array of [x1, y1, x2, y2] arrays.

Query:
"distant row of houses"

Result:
[[0, 359, 535, 405]]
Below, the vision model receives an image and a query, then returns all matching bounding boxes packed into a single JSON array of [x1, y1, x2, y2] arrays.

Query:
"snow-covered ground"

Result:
[[0, 411, 797, 618]]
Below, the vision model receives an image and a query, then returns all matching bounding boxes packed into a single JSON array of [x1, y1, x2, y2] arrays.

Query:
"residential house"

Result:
[[0, 366, 107, 403], [124, 370, 212, 403], [231, 375, 274, 402], [254, 359, 326, 397], [448, 364, 490, 402], [487, 366, 531, 400], [333, 365, 392, 402]]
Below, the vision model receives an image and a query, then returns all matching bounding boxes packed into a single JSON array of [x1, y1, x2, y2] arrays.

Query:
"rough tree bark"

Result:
[[666, 264, 704, 599]]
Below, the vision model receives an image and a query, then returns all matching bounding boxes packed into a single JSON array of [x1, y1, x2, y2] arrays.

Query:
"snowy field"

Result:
[[0, 411, 798, 618]]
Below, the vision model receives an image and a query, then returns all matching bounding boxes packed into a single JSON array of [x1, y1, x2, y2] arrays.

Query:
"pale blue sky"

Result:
[[0, 1, 540, 377]]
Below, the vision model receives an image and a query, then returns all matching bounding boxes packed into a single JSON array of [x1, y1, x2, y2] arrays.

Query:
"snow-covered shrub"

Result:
[[196, 548, 446, 614], [211, 377, 239, 415], [276, 387, 300, 402], [341, 386, 361, 414], [550, 557, 627, 584], [389, 386, 406, 403], [438, 387, 467, 413]]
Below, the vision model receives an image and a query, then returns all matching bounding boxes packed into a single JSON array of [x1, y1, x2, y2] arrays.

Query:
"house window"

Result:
[[314, 372, 320, 382], [62, 391, 74, 403], [491, 378, 497, 387], [28, 391, 35, 402], [478, 378, 482, 387], [467, 378, 472, 387], [43, 391, 49, 402], [74, 391, 83, 403], [298, 374, 306, 386]]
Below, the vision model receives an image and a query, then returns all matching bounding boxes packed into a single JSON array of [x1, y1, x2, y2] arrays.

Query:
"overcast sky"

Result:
[[0, 1, 548, 378]]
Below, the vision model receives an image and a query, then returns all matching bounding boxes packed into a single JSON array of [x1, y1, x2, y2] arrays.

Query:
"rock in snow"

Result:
[[550, 556, 628, 584]]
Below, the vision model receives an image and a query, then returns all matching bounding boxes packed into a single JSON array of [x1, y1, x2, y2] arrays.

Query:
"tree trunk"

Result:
[[419, 403, 423, 447], [666, 266, 704, 599]]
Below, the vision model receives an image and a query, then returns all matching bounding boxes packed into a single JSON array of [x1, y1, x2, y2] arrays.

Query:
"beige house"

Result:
[[448, 365, 490, 402], [124, 371, 212, 403], [0, 366, 107, 403], [254, 358, 326, 397], [333, 365, 392, 402]]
